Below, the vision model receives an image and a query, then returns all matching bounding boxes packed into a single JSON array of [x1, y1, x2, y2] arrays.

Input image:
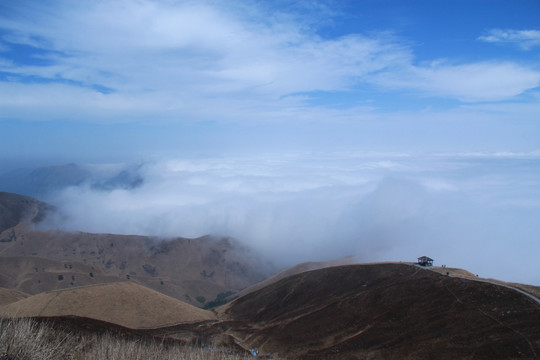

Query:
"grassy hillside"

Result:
[[0, 230, 273, 308], [1, 281, 215, 329], [231, 256, 357, 300], [2, 263, 538, 359], [0, 192, 275, 308], [219, 263, 540, 359]]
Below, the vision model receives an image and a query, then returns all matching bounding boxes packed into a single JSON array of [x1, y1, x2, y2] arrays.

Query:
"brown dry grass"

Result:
[[231, 256, 358, 300], [0, 227, 272, 309], [79, 332, 246, 360], [0, 282, 215, 329], [0, 317, 75, 359], [0, 317, 247, 360], [223, 263, 540, 359], [430, 266, 478, 278]]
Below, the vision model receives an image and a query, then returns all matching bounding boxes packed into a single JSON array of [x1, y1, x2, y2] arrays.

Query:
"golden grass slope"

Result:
[[0, 281, 215, 329]]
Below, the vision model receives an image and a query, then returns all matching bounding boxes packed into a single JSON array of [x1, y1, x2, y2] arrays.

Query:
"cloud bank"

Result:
[[41, 152, 540, 285]]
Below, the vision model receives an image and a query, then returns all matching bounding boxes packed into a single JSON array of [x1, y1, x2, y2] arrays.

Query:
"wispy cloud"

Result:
[[478, 29, 540, 50], [1, 1, 539, 127], [0, 1, 408, 123], [373, 61, 540, 102]]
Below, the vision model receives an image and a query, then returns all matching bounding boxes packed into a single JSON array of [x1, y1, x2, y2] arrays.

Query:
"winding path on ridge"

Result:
[[413, 264, 540, 305]]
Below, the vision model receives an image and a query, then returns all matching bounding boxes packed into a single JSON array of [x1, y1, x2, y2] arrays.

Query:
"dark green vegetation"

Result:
[[204, 291, 235, 309]]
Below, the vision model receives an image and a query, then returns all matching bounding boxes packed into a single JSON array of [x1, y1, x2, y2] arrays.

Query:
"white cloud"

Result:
[[0, 1, 409, 124], [373, 61, 540, 102], [478, 29, 540, 50], [2, 2, 406, 94]]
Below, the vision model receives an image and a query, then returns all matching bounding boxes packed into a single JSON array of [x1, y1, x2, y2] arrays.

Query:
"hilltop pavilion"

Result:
[[417, 256, 434, 267]]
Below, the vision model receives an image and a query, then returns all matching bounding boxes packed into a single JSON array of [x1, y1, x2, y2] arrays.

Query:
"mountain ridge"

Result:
[[0, 192, 276, 308]]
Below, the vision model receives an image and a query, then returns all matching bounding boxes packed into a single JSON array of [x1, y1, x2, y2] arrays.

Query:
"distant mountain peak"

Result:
[[0, 163, 145, 198], [0, 192, 51, 233]]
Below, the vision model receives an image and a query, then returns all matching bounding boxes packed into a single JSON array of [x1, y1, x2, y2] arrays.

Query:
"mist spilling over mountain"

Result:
[[5, 152, 539, 286], [0, 191, 276, 309]]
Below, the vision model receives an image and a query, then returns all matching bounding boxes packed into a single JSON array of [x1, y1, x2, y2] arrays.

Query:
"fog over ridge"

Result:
[[38, 152, 540, 286]]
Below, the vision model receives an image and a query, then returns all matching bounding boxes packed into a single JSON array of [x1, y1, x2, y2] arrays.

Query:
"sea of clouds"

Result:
[[40, 152, 540, 285]]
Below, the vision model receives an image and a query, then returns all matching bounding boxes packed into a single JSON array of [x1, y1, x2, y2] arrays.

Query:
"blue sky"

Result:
[[1, 1, 540, 284], [0, 0, 539, 161]]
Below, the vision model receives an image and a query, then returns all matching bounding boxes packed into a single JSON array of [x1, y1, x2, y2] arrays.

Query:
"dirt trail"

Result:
[[470, 278, 540, 305], [414, 264, 540, 305]]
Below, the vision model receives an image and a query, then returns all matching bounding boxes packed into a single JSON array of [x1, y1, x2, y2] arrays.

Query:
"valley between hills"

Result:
[[1, 191, 539, 359]]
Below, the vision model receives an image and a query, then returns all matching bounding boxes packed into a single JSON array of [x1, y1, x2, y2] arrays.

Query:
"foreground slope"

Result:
[[220, 263, 540, 359], [0, 281, 215, 329]]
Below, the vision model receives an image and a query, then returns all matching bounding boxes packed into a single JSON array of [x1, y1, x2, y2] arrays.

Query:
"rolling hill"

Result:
[[230, 256, 358, 300], [0, 281, 214, 329], [214, 263, 540, 359], [2, 258, 538, 358]]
